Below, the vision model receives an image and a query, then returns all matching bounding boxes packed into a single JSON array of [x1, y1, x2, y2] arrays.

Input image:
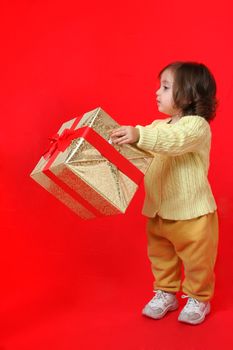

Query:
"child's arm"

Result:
[[110, 119, 166, 145], [111, 116, 210, 156]]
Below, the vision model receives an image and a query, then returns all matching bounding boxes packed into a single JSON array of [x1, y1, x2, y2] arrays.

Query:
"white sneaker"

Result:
[[178, 296, 211, 325], [142, 290, 179, 319]]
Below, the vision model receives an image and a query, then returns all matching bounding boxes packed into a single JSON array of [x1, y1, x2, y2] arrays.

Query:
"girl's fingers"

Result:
[[112, 135, 129, 144], [111, 130, 126, 138], [111, 126, 127, 137]]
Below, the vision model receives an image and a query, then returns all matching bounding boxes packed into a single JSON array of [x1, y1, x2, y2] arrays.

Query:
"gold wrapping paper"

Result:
[[30, 107, 153, 219]]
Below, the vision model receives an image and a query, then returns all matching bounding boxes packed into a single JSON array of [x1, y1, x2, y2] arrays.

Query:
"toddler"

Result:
[[111, 61, 219, 325]]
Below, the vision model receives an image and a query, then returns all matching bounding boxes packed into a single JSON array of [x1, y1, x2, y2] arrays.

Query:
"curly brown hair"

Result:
[[159, 62, 218, 122]]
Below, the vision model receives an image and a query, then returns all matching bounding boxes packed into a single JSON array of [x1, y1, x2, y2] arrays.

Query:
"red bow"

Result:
[[43, 128, 76, 160]]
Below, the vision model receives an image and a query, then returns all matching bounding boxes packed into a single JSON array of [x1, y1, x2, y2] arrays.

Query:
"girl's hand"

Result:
[[110, 126, 139, 145]]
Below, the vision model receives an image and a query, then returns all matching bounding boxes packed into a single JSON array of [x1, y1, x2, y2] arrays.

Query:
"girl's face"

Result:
[[156, 69, 181, 117]]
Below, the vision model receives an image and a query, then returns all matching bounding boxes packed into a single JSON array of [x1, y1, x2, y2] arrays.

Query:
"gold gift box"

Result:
[[30, 107, 153, 219]]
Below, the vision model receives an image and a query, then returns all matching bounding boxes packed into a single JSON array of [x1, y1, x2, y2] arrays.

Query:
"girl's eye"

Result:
[[163, 86, 169, 90]]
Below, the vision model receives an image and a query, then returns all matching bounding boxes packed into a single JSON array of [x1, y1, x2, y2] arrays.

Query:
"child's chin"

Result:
[[158, 107, 170, 116], [158, 106, 166, 114], [157, 105, 162, 112]]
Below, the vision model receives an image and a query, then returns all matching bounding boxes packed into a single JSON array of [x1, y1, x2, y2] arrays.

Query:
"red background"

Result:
[[1, 0, 233, 349]]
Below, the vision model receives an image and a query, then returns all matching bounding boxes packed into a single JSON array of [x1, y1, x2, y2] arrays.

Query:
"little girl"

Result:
[[111, 61, 219, 325]]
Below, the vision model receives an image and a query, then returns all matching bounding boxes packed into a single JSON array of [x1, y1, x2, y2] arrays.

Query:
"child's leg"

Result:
[[172, 211, 219, 302], [147, 216, 182, 293]]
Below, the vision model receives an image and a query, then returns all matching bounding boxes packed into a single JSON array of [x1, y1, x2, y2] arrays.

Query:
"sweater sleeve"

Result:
[[135, 116, 210, 156]]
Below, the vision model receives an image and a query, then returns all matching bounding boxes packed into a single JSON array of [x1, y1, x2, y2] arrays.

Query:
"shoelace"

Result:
[[181, 295, 200, 311], [150, 290, 168, 306]]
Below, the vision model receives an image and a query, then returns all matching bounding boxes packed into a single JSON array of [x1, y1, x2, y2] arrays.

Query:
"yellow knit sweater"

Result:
[[136, 115, 217, 220]]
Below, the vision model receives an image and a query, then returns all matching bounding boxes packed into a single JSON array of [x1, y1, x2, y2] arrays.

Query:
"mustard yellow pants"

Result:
[[146, 211, 219, 302]]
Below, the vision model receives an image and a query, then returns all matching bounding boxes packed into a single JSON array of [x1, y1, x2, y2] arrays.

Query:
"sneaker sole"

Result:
[[178, 303, 211, 325], [142, 302, 179, 320]]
